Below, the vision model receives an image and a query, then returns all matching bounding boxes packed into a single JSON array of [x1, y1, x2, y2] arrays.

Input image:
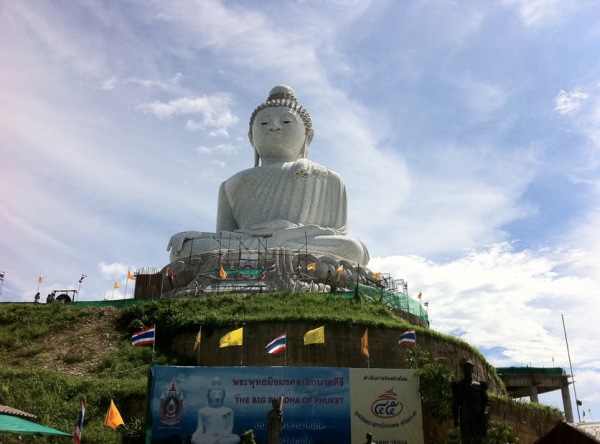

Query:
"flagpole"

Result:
[[0, 271, 5, 299], [152, 325, 156, 366], [562, 314, 581, 423], [124, 275, 129, 299], [37, 272, 41, 293], [284, 331, 287, 367]]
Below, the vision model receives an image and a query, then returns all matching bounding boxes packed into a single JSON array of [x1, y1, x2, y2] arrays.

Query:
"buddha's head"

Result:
[[207, 377, 226, 407], [249, 85, 314, 166]]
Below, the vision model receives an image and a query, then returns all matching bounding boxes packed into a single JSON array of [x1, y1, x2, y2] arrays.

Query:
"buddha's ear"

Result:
[[249, 132, 260, 167], [301, 129, 314, 158], [306, 128, 314, 145]]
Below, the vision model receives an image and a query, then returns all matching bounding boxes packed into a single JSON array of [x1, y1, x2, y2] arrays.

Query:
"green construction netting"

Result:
[[338, 284, 429, 324], [0, 415, 71, 436], [496, 367, 564, 376], [74, 299, 141, 308]]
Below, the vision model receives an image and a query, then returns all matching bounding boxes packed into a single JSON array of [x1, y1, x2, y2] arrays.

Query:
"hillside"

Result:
[[0, 294, 562, 443]]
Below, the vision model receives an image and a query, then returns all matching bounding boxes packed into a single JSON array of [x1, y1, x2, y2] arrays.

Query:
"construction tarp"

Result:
[[0, 414, 71, 436]]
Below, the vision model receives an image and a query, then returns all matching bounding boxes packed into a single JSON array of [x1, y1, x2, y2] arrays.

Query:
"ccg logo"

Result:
[[370, 388, 403, 418]]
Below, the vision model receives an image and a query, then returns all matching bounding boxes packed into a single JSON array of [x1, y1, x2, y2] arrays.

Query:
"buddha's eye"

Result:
[[283, 120, 291, 124], [260, 121, 268, 125]]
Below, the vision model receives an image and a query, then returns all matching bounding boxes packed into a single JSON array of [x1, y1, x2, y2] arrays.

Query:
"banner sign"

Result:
[[149, 366, 423, 444]]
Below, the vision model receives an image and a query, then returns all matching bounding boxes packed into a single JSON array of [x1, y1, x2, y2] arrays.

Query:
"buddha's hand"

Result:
[[167, 231, 203, 255], [293, 159, 328, 180]]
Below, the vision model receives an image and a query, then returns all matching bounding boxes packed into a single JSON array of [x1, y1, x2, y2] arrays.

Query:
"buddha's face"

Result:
[[207, 388, 225, 407], [250, 106, 313, 163]]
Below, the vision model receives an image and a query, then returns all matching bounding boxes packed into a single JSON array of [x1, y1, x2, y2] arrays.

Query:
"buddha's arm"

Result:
[[216, 181, 239, 232]]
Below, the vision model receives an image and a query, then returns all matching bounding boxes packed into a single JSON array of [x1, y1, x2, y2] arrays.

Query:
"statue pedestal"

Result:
[[160, 248, 372, 298]]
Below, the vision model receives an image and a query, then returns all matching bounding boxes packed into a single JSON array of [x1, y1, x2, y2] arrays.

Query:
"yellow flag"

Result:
[[304, 326, 325, 345], [104, 399, 124, 430], [219, 266, 227, 280], [220, 327, 243, 347], [372, 272, 381, 280], [307, 263, 316, 271], [165, 267, 169, 277], [194, 326, 202, 351], [38, 273, 43, 283], [336, 264, 344, 274], [417, 291, 422, 299], [114, 281, 120, 289], [127, 271, 134, 280], [361, 329, 369, 359]]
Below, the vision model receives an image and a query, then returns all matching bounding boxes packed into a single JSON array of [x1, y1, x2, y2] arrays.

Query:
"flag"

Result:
[[260, 271, 266, 281], [194, 326, 202, 351], [424, 301, 429, 308], [104, 399, 124, 430], [165, 267, 169, 277], [74, 399, 86, 444], [304, 326, 325, 345], [266, 332, 286, 355], [220, 327, 243, 347], [372, 272, 381, 280], [336, 264, 344, 274], [219, 266, 227, 280], [38, 273, 43, 283], [307, 263, 316, 271], [131, 326, 155, 347], [78, 274, 87, 283], [0, 271, 4, 281], [268, 263, 277, 273], [295, 263, 302, 273], [399, 329, 416, 346], [127, 270, 134, 280], [361, 329, 369, 359], [114, 281, 120, 289], [417, 291, 422, 300]]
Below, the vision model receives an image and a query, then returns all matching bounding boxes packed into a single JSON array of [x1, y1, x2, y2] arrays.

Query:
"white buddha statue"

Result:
[[191, 378, 240, 444], [167, 85, 369, 266]]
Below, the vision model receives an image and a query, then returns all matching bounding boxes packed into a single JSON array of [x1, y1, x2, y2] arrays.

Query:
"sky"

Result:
[[1, 0, 599, 423]]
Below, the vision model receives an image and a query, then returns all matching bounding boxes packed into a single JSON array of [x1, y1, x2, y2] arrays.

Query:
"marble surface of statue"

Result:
[[167, 85, 369, 266]]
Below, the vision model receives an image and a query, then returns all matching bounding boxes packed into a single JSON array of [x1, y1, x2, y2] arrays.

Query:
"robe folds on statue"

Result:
[[169, 159, 370, 265], [219, 159, 347, 235]]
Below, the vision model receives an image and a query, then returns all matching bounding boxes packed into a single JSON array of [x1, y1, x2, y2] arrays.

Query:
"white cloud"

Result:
[[98, 262, 133, 279], [370, 241, 598, 372], [503, 0, 564, 27], [138, 94, 239, 136], [101, 75, 118, 90], [554, 89, 590, 115]]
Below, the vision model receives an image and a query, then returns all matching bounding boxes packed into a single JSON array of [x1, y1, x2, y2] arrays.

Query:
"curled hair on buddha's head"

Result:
[[248, 85, 313, 138]]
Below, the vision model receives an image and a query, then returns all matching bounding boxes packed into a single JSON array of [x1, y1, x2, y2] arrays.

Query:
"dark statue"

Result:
[[267, 398, 283, 444], [451, 358, 491, 444]]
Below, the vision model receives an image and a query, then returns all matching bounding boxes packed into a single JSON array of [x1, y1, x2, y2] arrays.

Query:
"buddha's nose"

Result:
[[268, 118, 282, 130]]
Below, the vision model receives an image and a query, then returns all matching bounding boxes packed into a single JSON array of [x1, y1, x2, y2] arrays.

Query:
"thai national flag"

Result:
[[268, 263, 277, 273], [0, 271, 4, 281], [398, 329, 416, 346], [74, 399, 86, 444], [265, 333, 286, 355], [131, 326, 155, 347]]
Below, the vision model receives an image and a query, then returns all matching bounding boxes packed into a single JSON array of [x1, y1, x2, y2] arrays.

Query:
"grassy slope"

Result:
[[0, 293, 544, 443]]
